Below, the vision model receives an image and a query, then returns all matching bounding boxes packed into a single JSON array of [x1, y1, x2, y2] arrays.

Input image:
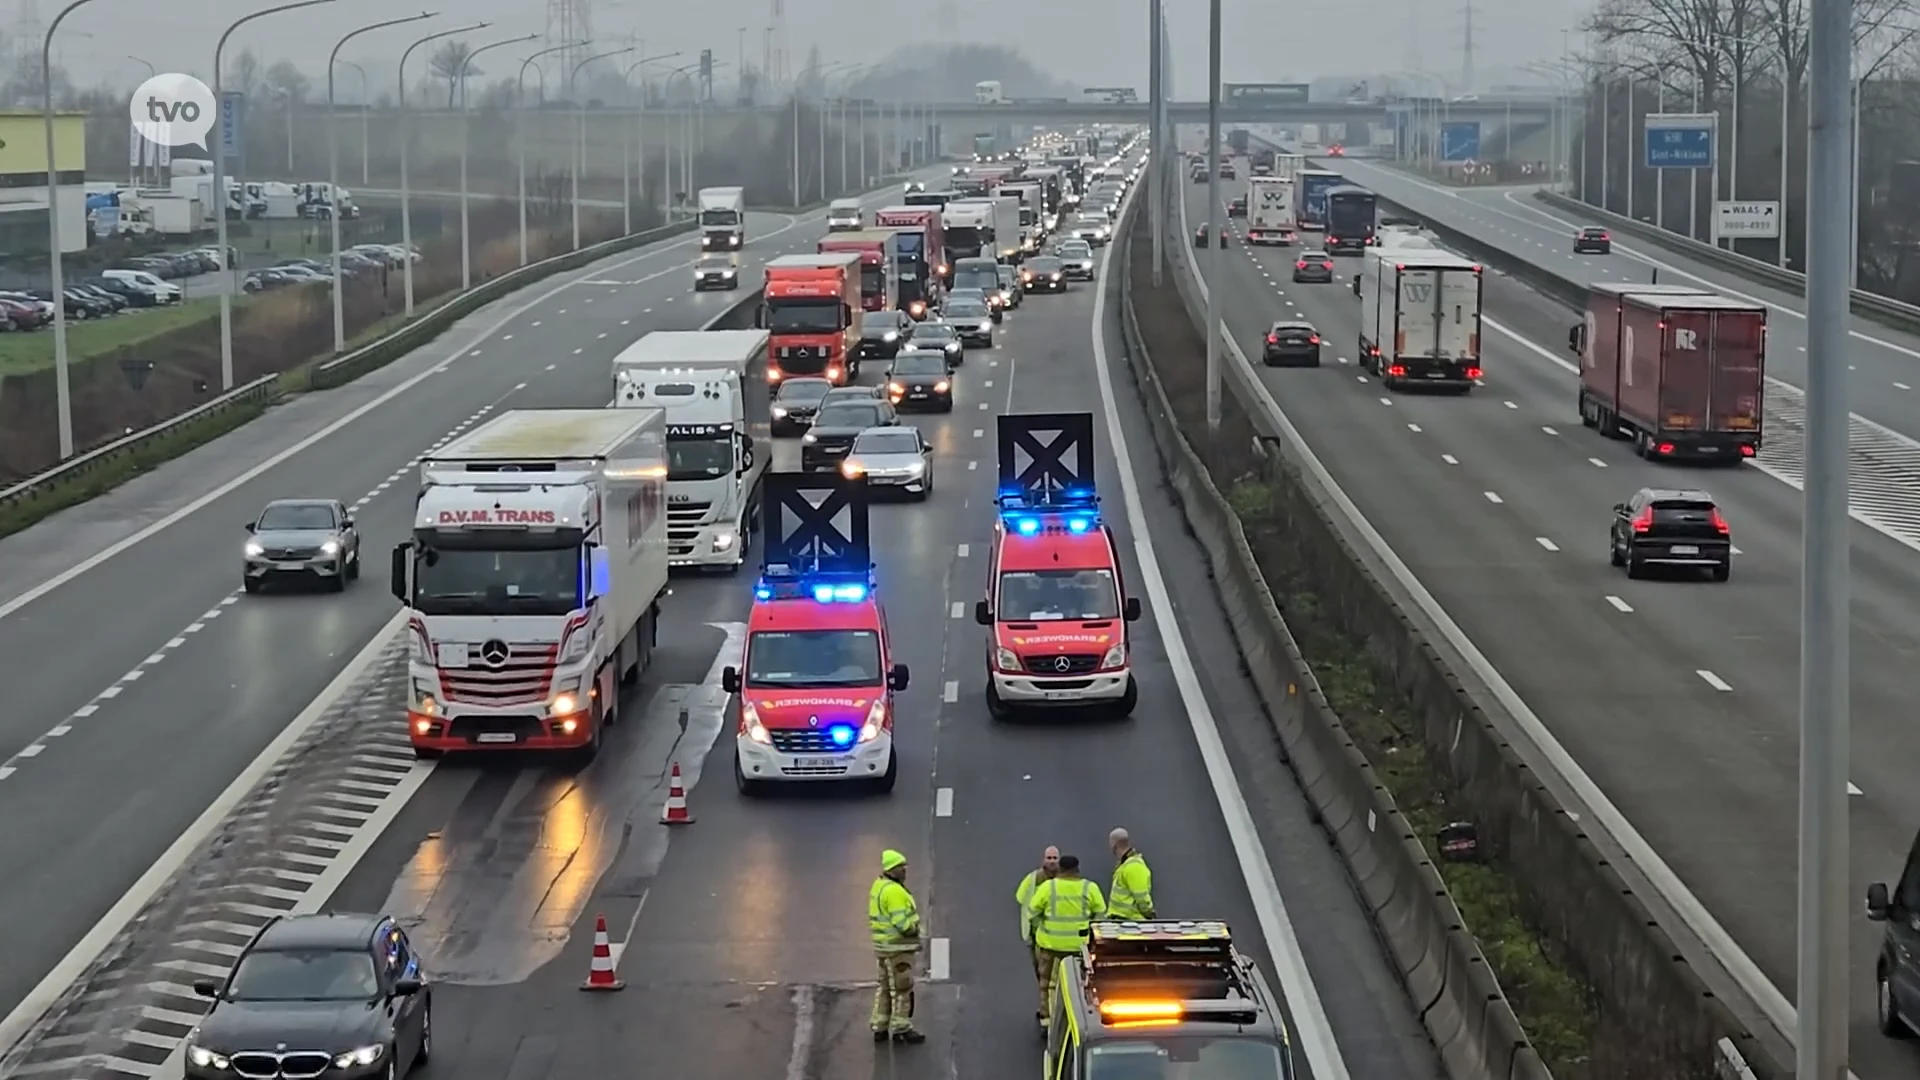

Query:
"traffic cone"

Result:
[[580, 913, 624, 992], [661, 763, 694, 824]]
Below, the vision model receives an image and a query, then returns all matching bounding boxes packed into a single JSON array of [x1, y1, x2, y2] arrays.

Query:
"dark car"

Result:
[[1573, 226, 1612, 254], [0, 296, 46, 330], [906, 319, 965, 363], [859, 309, 915, 360], [74, 282, 128, 311], [1262, 321, 1322, 367], [772, 377, 834, 436], [1868, 830, 1920, 1039], [83, 275, 157, 307], [995, 264, 1024, 309], [184, 913, 430, 1080], [801, 399, 899, 470], [943, 298, 995, 347], [886, 349, 955, 412], [1193, 226, 1229, 248], [244, 268, 299, 293], [1227, 195, 1248, 218], [30, 288, 111, 319], [1608, 487, 1731, 581], [1292, 251, 1335, 283], [243, 498, 360, 593], [1024, 256, 1068, 293]]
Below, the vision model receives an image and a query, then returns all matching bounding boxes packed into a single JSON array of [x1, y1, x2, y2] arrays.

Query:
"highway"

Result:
[[1179, 163, 1920, 1077], [0, 156, 1441, 1080]]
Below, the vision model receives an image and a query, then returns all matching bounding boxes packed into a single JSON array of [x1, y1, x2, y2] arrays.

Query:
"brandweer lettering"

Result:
[[438, 508, 556, 524], [760, 696, 872, 709]]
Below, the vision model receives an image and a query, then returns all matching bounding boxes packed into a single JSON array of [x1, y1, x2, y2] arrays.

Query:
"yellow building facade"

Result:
[[0, 110, 89, 255]]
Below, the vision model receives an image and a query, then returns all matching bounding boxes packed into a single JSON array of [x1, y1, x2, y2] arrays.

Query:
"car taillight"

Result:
[[1601, 232, 1610, 240], [1466, 367, 1483, 379], [1296, 261, 1307, 269], [1709, 508, 1730, 534], [1739, 444, 1756, 457], [1631, 507, 1655, 533], [1388, 364, 1406, 376], [1309, 334, 1320, 344], [1655, 442, 1675, 455], [1321, 262, 1333, 269], [1267, 333, 1278, 344]]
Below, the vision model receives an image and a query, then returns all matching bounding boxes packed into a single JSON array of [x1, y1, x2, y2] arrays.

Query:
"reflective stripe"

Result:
[[869, 876, 920, 952], [1015, 870, 1043, 943], [1029, 877, 1105, 953], [1109, 851, 1154, 920]]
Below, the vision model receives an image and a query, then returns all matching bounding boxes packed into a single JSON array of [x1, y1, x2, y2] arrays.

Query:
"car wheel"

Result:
[[1261, 352, 1278, 367], [1625, 553, 1646, 580], [1881, 964, 1912, 1037], [415, 998, 433, 1066], [1114, 677, 1138, 718], [347, 551, 361, 581], [985, 680, 1014, 721], [869, 748, 898, 794], [735, 751, 766, 797], [329, 562, 348, 591], [243, 577, 261, 594], [1711, 561, 1731, 583], [1608, 537, 1625, 567]]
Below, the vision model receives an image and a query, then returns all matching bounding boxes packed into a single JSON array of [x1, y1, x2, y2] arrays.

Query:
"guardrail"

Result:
[[1532, 189, 1920, 335], [1139, 173, 1783, 1078]]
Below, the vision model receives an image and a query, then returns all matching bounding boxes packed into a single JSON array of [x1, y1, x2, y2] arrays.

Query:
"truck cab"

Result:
[[762, 253, 864, 385], [612, 329, 768, 570], [699, 186, 747, 250], [827, 198, 863, 231], [816, 230, 901, 314], [975, 413, 1141, 719], [722, 473, 907, 795]]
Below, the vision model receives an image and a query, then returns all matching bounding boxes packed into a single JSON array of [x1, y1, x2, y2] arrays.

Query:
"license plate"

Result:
[[793, 756, 841, 768], [1698, 446, 1720, 453], [1043, 690, 1079, 701], [475, 732, 518, 743], [908, 391, 928, 398], [277, 560, 310, 569], [437, 642, 470, 668], [1671, 545, 1699, 555]]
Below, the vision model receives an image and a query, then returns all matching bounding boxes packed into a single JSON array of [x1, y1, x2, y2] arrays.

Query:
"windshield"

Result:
[[947, 226, 986, 251], [1019, 209, 1035, 226], [855, 431, 919, 454], [998, 268, 1016, 285], [954, 266, 999, 292], [699, 208, 740, 227], [1029, 259, 1063, 273], [257, 504, 335, 530], [895, 234, 925, 261], [1077, 216, 1106, 227], [947, 302, 988, 319], [830, 204, 860, 218], [911, 324, 957, 342], [412, 546, 582, 616], [860, 266, 886, 296], [1086, 1037, 1289, 1080], [891, 355, 948, 376], [667, 434, 733, 481], [746, 629, 882, 687], [998, 568, 1120, 621], [815, 403, 885, 429], [696, 257, 734, 271], [778, 379, 832, 404], [226, 949, 380, 1002], [1059, 244, 1091, 257], [766, 299, 845, 334]]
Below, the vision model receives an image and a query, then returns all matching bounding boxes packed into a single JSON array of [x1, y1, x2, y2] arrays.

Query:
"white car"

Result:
[[841, 425, 934, 499], [101, 268, 181, 303], [1070, 214, 1112, 246], [1054, 241, 1096, 280]]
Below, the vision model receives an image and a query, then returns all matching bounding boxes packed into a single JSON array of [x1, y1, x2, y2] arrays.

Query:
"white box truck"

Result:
[[1356, 247, 1485, 392], [827, 198, 863, 231], [611, 329, 770, 571], [392, 409, 670, 761], [947, 196, 1022, 262], [1274, 153, 1305, 184], [699, 186, 747, 250], [1246, 176, 1296, 245], [999, 181, 1045, 251]]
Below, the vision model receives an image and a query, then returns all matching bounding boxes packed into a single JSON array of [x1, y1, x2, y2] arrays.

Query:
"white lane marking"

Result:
[[1378, 397, 1392, 406], [978, 402, 989, 410], [928, 937, 951, 981], [1850, 782, 1865, 796], [1407, 423, 1422, 433], [1094, 192, 1351, 1080], [1484, 491, 1503, 504], [1535, 537, 1559, 552], [934, 787, 953, 817], [1696, 669, 1734, 692], [783, 985, 817, 1080], [956, 543, 969, 557], [973, 428, 984, 438], [968, 460, 978, 471], [1441, 454, 1459, 465], [98, 686, 120, 698], [949, 601, 965, 619], [1605, 595, 1634, 613], [1587, 456, 1608, 468], [1541, 425, 1559, 436], [1502, 400, 1517, 409], [942, 680, 959, 703], [17, 744, 42, 758], [1897, 383, 1911, 391]]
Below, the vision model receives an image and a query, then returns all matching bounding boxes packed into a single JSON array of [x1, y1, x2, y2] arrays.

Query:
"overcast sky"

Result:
[[39, 0, 1581, 98]]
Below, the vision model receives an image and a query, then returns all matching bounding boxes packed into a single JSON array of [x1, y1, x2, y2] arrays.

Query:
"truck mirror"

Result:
[[888, 663, 911, 691], [974, 600, 992, 625], [721, 666, 741, 693], [389, 542, 411, 603], [754, 305, 767, 329], [1567, 325, 1583, 353], [738, 446, 755, 476], [1351, 276, 1360, 297], [587, 545, 611, 600], [1124, 597, 1143, 621], [1868, 882, 1893, 920], [1612, 503, 1628, 515], [244, 520, 255, 532]]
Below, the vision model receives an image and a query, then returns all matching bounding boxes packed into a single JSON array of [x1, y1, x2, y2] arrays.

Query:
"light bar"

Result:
[[754, 566, 873, 604], [1099, 1000, 1184, 1020]]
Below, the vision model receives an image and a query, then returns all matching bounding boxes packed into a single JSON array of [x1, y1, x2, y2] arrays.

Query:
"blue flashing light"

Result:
[[1066, 516, 1092, 534], [755, 584, 774, 601], [812, 583, 869, 603], [754, 565, 875, 605], [1015, 516, 1040, 536], [828, 723, 857, 747]]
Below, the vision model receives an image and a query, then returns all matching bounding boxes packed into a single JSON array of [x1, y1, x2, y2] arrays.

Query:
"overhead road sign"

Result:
[[1714, 200, 1780, 239], [1644, 113, 1716, 169], [1439, 121, 1480, 163], [1223, 83, 1311, 104]]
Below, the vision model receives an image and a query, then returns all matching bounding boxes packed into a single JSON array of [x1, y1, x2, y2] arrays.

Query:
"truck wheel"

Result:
[[735, 752, 767, 797], [870, 749, 897, 794], [986, 680, 1015, 721], [1113, 677, 1138, 718]]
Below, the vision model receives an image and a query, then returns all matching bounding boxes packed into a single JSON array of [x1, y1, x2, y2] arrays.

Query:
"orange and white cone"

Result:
[[661, 763, 694, 824], [580, 913, 625, 992]]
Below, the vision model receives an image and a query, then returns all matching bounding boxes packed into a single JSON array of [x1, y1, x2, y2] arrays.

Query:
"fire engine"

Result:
[[722, 471, 909, 794], [975, 412, 1141, 718]]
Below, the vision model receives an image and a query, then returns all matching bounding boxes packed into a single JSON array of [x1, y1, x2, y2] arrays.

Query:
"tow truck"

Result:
[[975, 412, 1141, 718], [722, 471, 910, 795], [1045, 920, 1300, 1078]]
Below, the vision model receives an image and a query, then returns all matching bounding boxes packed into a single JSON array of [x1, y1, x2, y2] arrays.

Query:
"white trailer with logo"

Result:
[[1246, 176, 1296, 245], [611, 329, 769, 570], [1356, 246, 1484, 391], [393, 409, 670, 760]]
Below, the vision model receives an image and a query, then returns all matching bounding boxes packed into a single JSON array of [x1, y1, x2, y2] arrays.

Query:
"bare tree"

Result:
[[429, 40, 473, 108], [225, 48, 264, 101], [263, 59, 310, 104]]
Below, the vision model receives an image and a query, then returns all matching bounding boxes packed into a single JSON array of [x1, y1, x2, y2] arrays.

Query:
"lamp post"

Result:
[[1204, 0, 1222, 435], [572, 46, 635, 250], [459, 33, 538, 287], [691, 60, 730, 201], [829, 64, 874, 194], [663, 63, 701, 218], [210, 0, 340, 404], [337, 60, 371, 185], [621, 51, 680, 235], [517, 41, 581, 265], [40, 0, 110, 459], [396, 23, 486, 316], [125, 54, 155, 188], [330, 12, 439, 355]]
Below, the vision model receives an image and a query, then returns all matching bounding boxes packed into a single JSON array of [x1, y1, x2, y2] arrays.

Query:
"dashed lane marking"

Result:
[[1605, 595, 1634, 613], [1696, 670, 1734, 692], [1535, 537, 1559, 552], [934, 787, 953, 818]]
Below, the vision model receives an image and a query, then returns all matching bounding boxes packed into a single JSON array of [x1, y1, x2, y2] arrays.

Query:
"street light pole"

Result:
[[572, 46, 635, 250], [41, 0, 108, 459], [125, 54, 155, 189], [1148, 0, 1163, 283], [460, 34, 538, 287], [663, 64, 700, 219], [330, 12, 439, 355], [517, 42, 579, 265], [338, 60, 371, 185], [621, 51, 679, 235], [1204, 0, 1222, 435], [398, 25, 484, 309]]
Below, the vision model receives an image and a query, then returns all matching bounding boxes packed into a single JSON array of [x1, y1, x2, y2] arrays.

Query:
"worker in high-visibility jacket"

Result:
[[868, 849, 926, 1044], [1014, 846, 1063, 1020], [1108, 828, 1156, 920], [1026, 854, 1106, 1026]]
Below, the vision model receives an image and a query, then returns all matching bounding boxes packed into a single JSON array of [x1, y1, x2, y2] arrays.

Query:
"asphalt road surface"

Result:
[[1179, 169, 1920, 1080]]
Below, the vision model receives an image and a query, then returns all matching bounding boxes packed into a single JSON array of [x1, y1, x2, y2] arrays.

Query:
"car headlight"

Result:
[[882, 330, 898, 342], [243, 541, 263, 557], [320, 539, 340, 556], [802, 432, 818, 444], [995, 646, 1021, 671], [741, 700, 771, 743], [905, 460, 925, 476], [842, 461, 865, 478], [1102, 643, 1127, 668], [945, 342, 960, 352], [934, 380, 950, 392], [860, 698, 887, 742], [723, 270, 736, 278], [187, 1045, 230, 1070], [772, 405, 788, 418], [333, 1045, 384, 1069]]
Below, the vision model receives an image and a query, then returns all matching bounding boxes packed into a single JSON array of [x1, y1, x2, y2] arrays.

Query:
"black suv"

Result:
[[859, 310, 914, 360], [801, 399, 899, 470], [185, 913, 431, 1080], [772, 376, 833, 436], [1869, 837, 1920, 1039], [1262, 321, 1321, 367], [1573, 226, 1612, 254], [1608, 487, 1732, 581]]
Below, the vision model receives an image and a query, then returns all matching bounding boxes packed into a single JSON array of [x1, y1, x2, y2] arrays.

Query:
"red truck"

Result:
[[871, 206, 947, 317], [761, 252, 863, 385], [1570, 282, 1765, 461], [816, 230, 900, 314]]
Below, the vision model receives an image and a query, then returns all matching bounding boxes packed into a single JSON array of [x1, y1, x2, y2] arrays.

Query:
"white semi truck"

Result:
[[699, 186, 747, 250], [947, 196, 1023, 262], [611, 329, 770, 571], [392, 409, 670, 761], [1355, 246, 1485, 391], [1246, 176, 1296, 245]]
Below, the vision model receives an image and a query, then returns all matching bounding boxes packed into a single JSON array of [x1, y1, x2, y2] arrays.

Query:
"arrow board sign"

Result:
[[1713, 200, 1780, 240]]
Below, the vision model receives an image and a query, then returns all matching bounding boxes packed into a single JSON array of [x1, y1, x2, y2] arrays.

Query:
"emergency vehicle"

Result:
[[761, 253, 863, 385], [722, 471, 909, 795], [1045, 921, 1299, 1079], [975, 413, 1141, 718]]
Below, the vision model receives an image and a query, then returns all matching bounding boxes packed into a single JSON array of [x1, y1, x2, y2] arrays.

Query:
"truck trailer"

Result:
[[1569, 284, 1765, 460], [393, 409, 670, 760], [1295, 169, 1342, 231], [816, 230, 901, 313], [1246, 176, 1296, 245], [1356, 247, 1484, 391], [872, 206, 947, 316], [612, 330, 770, 569]]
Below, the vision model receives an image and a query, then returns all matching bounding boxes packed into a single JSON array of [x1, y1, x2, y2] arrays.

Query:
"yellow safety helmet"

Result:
[[881, 849, 908, 872]]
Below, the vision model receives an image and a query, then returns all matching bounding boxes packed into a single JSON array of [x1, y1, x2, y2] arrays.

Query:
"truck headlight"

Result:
[[1101, 643, 1127, 669], [712, 530, 735, 551], [995, 647, 1020, 671], [334, 1045, 384, 1069], [859, 698, 886, 742], [187, 1046, 230, 1070], [243, 541, 263, 557], [550, 692, 582, 716], [802, 432, 818, 444], [741, 700, 771, 743]]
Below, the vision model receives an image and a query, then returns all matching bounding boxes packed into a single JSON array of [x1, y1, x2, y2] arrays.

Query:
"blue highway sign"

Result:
[[1439, 121, 1480, 162], [1644, 115, 1715, 168]]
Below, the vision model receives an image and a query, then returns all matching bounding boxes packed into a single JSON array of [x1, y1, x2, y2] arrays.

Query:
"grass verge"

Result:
[[0, 297, 228, 378]]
